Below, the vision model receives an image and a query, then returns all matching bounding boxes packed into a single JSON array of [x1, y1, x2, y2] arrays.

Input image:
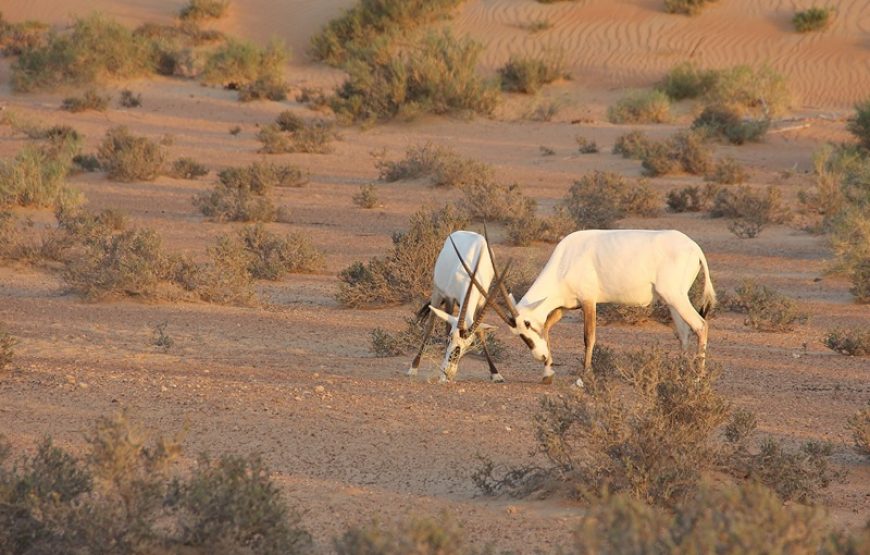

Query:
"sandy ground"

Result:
[[1, 1, 868, 552]]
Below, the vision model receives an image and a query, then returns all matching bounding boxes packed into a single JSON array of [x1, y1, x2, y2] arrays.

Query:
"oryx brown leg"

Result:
[[540, 308, 564, 384], [407, 305, 438, 376], [581, 301, 597, 371], [477, 330, 504, 383]]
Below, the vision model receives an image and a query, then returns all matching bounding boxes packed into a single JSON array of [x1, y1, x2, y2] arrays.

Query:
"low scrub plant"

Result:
[[236, 223, 324, 279], [793, 7, 833, 33], [725, 279, 807, 331], [97, 126, 166, 182], [0, 325, 14, 373], [369, 315, 505, 362], [0, 143, 74, 208], [658, 62, 717, 100], [712, 185, 789, 238], [664, 0, 717, 15], [498, 51, 568, 94], [179, 0, 230, 21], [563, 171, 659, 229], [201, 38, 287, 100], [612, 130, 653, 159], [353, 184, 379, 208], [692, 104, 770, 144], [377, 142, 493, 188], [666, 185, 712, 212], [119, 88, 142, 108], [335, 514, 469, 555], [257, 118, 336, 154], [189, 236, 256, 305], [641, 131, 713, 177], [848, 98, 870, 150], [823, 328, 870, 356], [61, 88, 110, 112], [0, 16, 48, 56], [337, 205, 467, 307], [506, 208, 574, 247], [607, 90, 671, 124], [848, 402, 870, 459], [170, 157, 208, 179], [706, 157, 748, 184]]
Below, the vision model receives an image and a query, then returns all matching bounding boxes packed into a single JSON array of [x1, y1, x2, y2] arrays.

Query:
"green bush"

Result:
[[179, 0, 230, 21], [193, 172, 277, 223], [607, 89, 671, 124], [61, 88, 110, 112], [498, 51, 568, 94], [612, 130, 653, 159], [12, 13, 153, 91], [0, 16, 49, 56], [658, 62, 717, 100], [824, 328, 870, 356], [331, 30, 499, 124], [725, 280, 807, 331], [236, 223, 324, 279], [793, 7, 833, 33], [377, 142, 492, 188], [666, 185, 709, 213], [703, 65, 790, 118], [0, 143, 73, 208], [848, 402, 870, 458], [692, 104, 769, 144], [97, 126, 166, 182], [847, 98, 870, 150], [201, 38, 287, 100], [563, 171, 659, 229]]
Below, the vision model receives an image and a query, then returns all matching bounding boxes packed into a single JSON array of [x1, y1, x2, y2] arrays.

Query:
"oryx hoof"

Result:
[[491, 373, 505, 383], [405, 367, 418, 377], [541, 374, 554, 385]]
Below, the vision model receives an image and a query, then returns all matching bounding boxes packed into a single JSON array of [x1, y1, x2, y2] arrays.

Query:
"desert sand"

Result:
[[0, 1, 868, 553]]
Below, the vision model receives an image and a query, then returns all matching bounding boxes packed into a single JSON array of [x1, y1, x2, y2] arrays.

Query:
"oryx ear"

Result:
[[525, 297, 547, 311], [429, 305, 457, 325]]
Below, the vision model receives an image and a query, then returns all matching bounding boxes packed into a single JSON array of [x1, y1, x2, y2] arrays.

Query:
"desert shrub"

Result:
[[506, 208, 574, 247], [335, 515, 468, 555], [61, 88, 110, 112], [0, 143, 72, 208], [705, 157, 748, 184], [309, 0, 462, 66], [823, 328, 870, 356], [222, 161, 307, 190], [711, 185, 788, 238], [0, 16, 48, 56], [524, 100, 561, 121], [194, 183, 275, 223], [664, 0, 717, 15], [236, 223, 323, 279], [275, 110, 304, 132], [201, 38, 287, 100], [518, 19, 553, 33], [849, 257, 870, 303], [703, 65, 790, 118], [666, 185, 710, 212], [258, 119, 336, 154], [828, 210, 870, 296], [641, 130, 713, 177], [192, 236, 256, 304], [73, 153, 102, 172], [607, 89, 671, 124], [369, 315, 506, 362], [353, 183, 379, 208], [800, 145, 869, 229], [97, 126, 166, 182], [725, 280, 807, 331], [330, 29, 499, 124], [848, 98, 870, 150], [612, 130, 653, 159], [563, 171, 659, 229], [119, 88, 142, 107], [692, 104, 769, 144], [575, 136, 599, 153], [170, 157, 208, 179], [460, 181, 536, 223], [11, 13, 153, 92], [179, 0, 230, 21], [658, 62, 717, 100], [793, 7, 833, 33], [337, 205, 467, 307], [848, 402, 870, 458], [498, 51, 568, 94], [540, 145, 556, 156], [370, 327, 404, 357], [0, 326, 14, 373], [377, 142, 493, 188]]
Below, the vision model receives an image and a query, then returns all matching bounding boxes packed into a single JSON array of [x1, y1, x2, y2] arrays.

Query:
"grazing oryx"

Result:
[[406, 231, 512, 383]]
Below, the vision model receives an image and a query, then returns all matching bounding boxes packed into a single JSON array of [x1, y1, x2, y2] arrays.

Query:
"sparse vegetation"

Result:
[[72, 153, 102, 172], [201, 38, 287, 101], [607, 89, 671, 124], [369, 314, 506, 362], [179, 0, 230, 22], [793, 7, 833, 33], [0, 326, 14, 373], [658, 61, 717, 100], [257, 118, 336, 154], [712, 185, 789, 238], [706, 157, 748, 184], [575, 136, 599, 154], [353, 184, 379, 208], [664, 0, 717, 16], [498, 51, 568, 94], [236, 223, 324, 279], [692, 104, 770, 144], [848, 98, 870, 150], [539, 145, 556, 156], [612, 130, 653, 159], [97, 126, 166, 182], [335, 515, 470, 555], [61, 88, 110, 112], [518, 19, 553, 33], [666, 185, 711, 213], [725, 280, 807, 331], [0, 16, 48, 56], [848, 402, 870, 458], [119, 88, 142, 108], [170, 157, 209, 179], [153, 321, 173, 350], [823, 328, 870, 356], [460, 181, 536, 224], [377, 142, 492, 188], [563, 171, 659, 229], [0, 143, 75, 208], [641, 130, 713, 177], [194, 163, 288, 222]]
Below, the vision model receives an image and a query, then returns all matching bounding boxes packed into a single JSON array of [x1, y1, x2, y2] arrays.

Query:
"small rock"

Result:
[[160, 385, 168, 392], [505, 426, 512, 432], [314, 385, 325, 394], [78, 382, 88, 389], [506, 505, 518, 515]]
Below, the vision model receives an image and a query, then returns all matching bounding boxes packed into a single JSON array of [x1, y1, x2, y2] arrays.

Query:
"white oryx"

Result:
[[465, 228, 716, 385], [406, 231, 512, 383]]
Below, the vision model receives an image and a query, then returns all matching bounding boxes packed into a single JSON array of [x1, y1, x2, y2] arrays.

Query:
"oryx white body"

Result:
[[508, 229, 716, 383], [406, 231, 503, 383]]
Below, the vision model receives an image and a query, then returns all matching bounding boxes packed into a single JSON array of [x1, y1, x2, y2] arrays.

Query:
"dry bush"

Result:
[[0, 143, 74, 208], [61, 88, 110, 112], [179, 0, 230, 21], [829, 210, 870, 303], [194, 161, 302, 222], [793, 7, 833, 33], [540, 145, 556, 156], [119, 88, 142, 108], [824, 328, 870, 356], [562, 171, 659, 229], [607, 90, 671, 124], [369, 315, 505, 362], [170, 157, 209, 179], [353, 183, 379, 208], [725, 280, 807, 332], [237, 223, 324, 279], [706, 157, 748, 184], [257, 118, 336, 154], [337, 205, 467, 307], [848, 98, 870, 150], [309, 0, 462, 66], [665, 185, 715, 213], [711, 185, 788, 238], [335, 514, 469, 555], [460, 181, 536, 223], [72, 154, 102, 172], [848, 402, 870, 459], [692, 104, 770, 145], [518, 19, 553, 33], [658, 62, 717, 100], [377, 142, 493, 188], [11, 13, 153, 92], [201, 38, 287, 101], [664, 0, 717, 15], [801, 145, 869, 230], [97, 126, 166, 182], [0, 414, 311, 555], [0, 326, 14, 374], [524, 100, 561, 121], [498, 51, 568, 94], [0, 16, 48, 56], [575, 136, 599, 154], [849, 257, 870, 303], [330, 29, 499, 124], [507, 208, 574, 247], [612, 130, 653, 159], [641, 131, 713, 177]]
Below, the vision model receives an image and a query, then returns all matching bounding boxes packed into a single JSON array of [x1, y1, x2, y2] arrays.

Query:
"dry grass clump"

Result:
[[330, 30, 499, 124], [61, 88, 110, 112], [506, 208, 574, 247], [236, 223, 324, 279], [607, 90, 671, 124], [823, 328, 870, 357], [335, 515, 472, 555], [11, 13, 153, 92], [460, 181, 536, 224], [337, 205, 467, 307], [657, 62, 717, 100], [353, 184, 379, 208], [0, 414, 312, 555], [664, 0, 717, 15], [0, 15, 48, 56], [0, 143, 75, 208], [575, 136, 599, 154], [97, 126, 166, 182], [0, 325, 14, 373], [711, 185, 789, 238], [562, 171, 659, 229], [692, 105, 770, 144], [179, 0, 230, 22], [848, 98, 870, 150], [498, 51, 569, 94], [706, 157, 748, 184], [188, 236, 256, 305], [194, 178, 274, 223], [848, 402, 870, 459], [170, 157, 209, 179], [612, 130, 654, 159], [370, 315, 505, 362], [724, 280, 807, 331], [257, 118, 336, 154], [641, 131, 713, 177], [201, 38, 287, 101], [377, 142, 493, 188], [119, 88, 142, 108], [793, 7, 833, 33], [309, 0, 462, 66], [666, 185, 712, 213]]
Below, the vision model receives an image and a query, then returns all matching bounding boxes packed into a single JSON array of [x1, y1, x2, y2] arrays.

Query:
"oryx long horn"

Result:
[[470, 259, 513, 333], [483, 222, 519, 319], [449, 235, 514, 325], [456, 256, 480, 337]]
